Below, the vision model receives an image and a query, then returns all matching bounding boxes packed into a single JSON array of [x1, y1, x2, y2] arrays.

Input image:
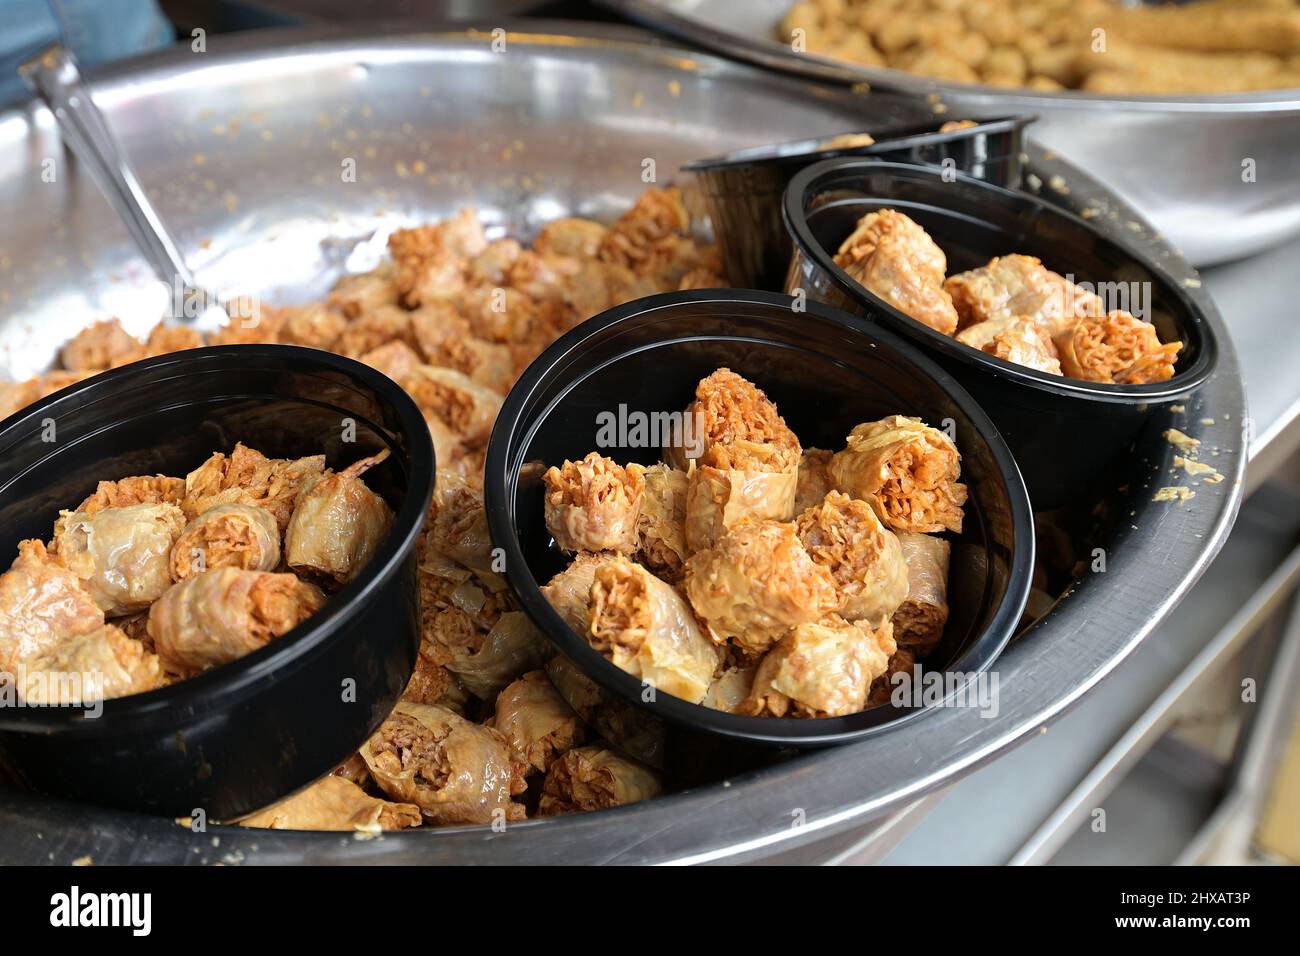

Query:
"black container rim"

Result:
[[483, 288, 1035, 746], [783, 158, 1219, 403], [683, 114, 1036, 176], [0, 344, 436, 734]]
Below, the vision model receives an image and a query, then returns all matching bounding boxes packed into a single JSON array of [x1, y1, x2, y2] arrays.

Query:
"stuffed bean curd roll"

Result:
[[361, 702, 527, 826], [542, 453, 646, 554], [587, 558, 719, 704], [796, 491, 909, 623], [239, 775, 421, 832], [794, 448, 835, 514], [828, 416, 967, 534], [169, 504, 280, 581], [667, 367, 799, 470], [869, 647, 917, 708], [444, 610, 550, 701], [0, 540, 105, 673], [684, 439, 800, 552], [17, 624, 163, 704], [944, 254, 1105, 338], [703, 665, 757, 714], [183, 443, 326, 531], [1054, 310, 1182, 384], [836, 210, 958, 335], [69, 475, 185, 516], [741, 617, 896, 718], [956, 315, 1063, 376], [52, 503, 186, 616], [425, 470, 495, 575], [544, 653, 665, 768], [685, 519, 838, 656], [634, 464, 690, 582], [147, 568, 326, 676], [538, 744, 663, 816], [491, 670, 587, 774], [893, 532, 951, 657], [285, 451, 393, 583], [404, 364, 503, 446]]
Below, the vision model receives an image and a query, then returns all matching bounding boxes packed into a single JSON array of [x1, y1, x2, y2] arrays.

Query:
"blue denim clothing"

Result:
[[0, 0, 173, 110]]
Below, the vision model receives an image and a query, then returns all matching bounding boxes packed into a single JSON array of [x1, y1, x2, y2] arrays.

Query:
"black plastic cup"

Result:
[[484, 290, 1034, 747], [0, 345, 435, 819], [783, 160, 1219, 507], [685, 116, 1034, 290]]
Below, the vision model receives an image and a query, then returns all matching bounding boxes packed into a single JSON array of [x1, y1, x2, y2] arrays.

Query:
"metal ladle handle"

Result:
[[19, 44, 206, 305]]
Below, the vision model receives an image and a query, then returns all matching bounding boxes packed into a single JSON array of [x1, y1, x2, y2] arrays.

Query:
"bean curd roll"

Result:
[[147, 568, 326, 676], [794, 448, 835, 514], [587, 558, 720, 704], [741, 617, 896, 719], [170, 504, 280, 581], [541, 550, 621, 632], [538, 745, 663, 816], [69, 475, 185, 516], [404, 364, 503, 446], [685, 519, 838, 656], [0, 540, 105, 673], [1054, 310, 1182, 384], [828, 416, 967, 534], [491, 670, 586, 775], [542, 453, 646, 554], [836, 210, 958, 335], [956, 315, 1063, 376], [684, 439, 800, 552], [668, 367, 800, 469], [285, 451, 393, 583], [17, 624, 163, 704], [545, 654, 665, 769], [444, 610, 550, 700], [183, 443, 326, 531], [944, 254, 1104, 339], [239, 775, 421, 832], [52, 503, 186, 616], [703, 665, 757, 714], [634, 463, 690, 582], [893, 532, 951, 657], [796, 491, 909, 623], [361, 702, 527, 826], [426, 470, 495, 575]]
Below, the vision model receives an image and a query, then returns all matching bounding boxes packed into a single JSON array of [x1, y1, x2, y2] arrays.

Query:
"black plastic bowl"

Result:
[[783, 160, 1219, 506], [484, 290, 1034, 747], [0, 345, 434, 819], [685, 116, 1034, 290]]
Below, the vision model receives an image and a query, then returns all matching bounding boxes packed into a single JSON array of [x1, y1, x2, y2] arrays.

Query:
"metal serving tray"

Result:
[[0, 22, 1245, 864], [602, 0, 1300, 267]]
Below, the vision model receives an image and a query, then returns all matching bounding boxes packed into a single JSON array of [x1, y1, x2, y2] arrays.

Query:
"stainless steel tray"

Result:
[[0, 22, 1245, 864], [602, 0, 1300, 267]]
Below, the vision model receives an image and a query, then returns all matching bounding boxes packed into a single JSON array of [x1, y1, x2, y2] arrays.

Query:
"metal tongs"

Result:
[[18, 44, 229, 324]]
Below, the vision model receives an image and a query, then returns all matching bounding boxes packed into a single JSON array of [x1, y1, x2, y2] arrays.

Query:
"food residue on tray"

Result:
[[1153, 486, 1196, 504]]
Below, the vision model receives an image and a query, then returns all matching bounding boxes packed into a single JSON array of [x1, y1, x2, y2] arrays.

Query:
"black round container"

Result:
[[686, 116, 1034, 290], [484, 290, 1034, 747], [783, 160, 1219, 507], [0, 345, 435, 819]]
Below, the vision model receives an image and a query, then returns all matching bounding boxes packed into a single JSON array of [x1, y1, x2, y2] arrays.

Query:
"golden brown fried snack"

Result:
[[361, 702, 527, 825], [239, 775, 421, 832], [284, 451, 393, 583], [335, 305, 419, 359], [703, 665, 757, 714], [358, 339, 423, 384], [147, 568, 325, 676], [543, 453, 646, 554], [183, 443, 326, 531], [425, 469, 494, 574], [957, 315, 1064, 375], [410, 304, 514, 394], [685, 518, 839, 656], [635, 464, 691, 582], [828, 416, 967, 534], [52, 503, 185, 616], [444, 610, 550, 701], [273, 303, 348, 350], [491, 670, 587, 774], [68, 475, 185, 517], [169, 504, 281, 581], [533, 217, 608, 259], [1054, 309, 1182, 384], [944, 254, 1103, 339], [388, 209, 487, 307], [676, 367, 800, 466], [588, 558, 720, 704], [794, 448, 835, 514], [60, 319, 140, 372], [541, 551, 622, 633], [741, 617, 895, 718], [892, 531, 951, 657], [684, 440, 801, 553], [597, 187, 691, 275], [835, 209, 946, 279], [544, 653, 665, 768], [404, 364, 503, 447], [796, 490, 909, 623], [869, 647, 916, 708], [17, 624, 163, 704], [328, 263, 401, 318], [141, 322, 204, 358], [0, 540, 105, 674], [538, 745, 662, 816], [843, 233, 958, 335]]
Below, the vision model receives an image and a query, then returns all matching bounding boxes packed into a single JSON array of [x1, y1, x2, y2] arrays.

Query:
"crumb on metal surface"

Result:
[[1154, 486, 1196, 504]]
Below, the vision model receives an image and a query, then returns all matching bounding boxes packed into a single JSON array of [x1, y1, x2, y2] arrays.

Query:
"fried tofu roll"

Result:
[[869, 647, 917, 708], [491, 670, 587, 775], [239, 775, 421, 832], [893, 532, 951, 658], [0, 540, 105, 673], [685, 519, 839, 656], [542, 453, 646, 554], [361, 702, 527, 826], [635, 464, 690, 582], [426, 470, 494, 575], [183, 443, 326, 531], [169, 504, 280, 581], [545, 654, 665, 769], [285, 451, 393, 583], [836, 210, 958, 335], [956, 315, 1063, 375], [587, 558, 719, 704], [17, 624, 163, 704], [684, 440, 800, 553], [828, 416, 967, 534], [796, 491, 909, 623], [410, 305, 514, 395], [794, 448, 835, 513], [538, 745, 663, 816], [69, 475, 185, 516], [669, 367, 800, 469], [52, 503, 185, 616], [404, 364, 504, 447], [703, 665, 757, 714], [147, 568, 326, 676], [444, 610, 550, 701], [944, 254, 1103, 338], [741, 617, 896, 718], [1054, 310, 1182, 384], [541, 551, 622, 632]]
